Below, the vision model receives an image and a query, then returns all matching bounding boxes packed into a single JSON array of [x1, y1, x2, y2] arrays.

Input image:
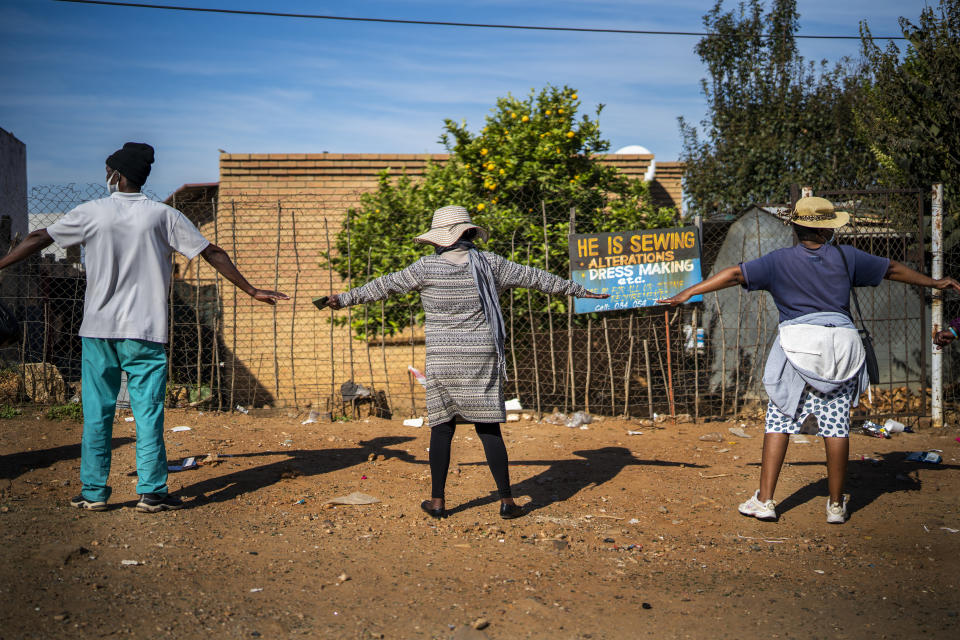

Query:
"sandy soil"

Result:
[[1, 407, 958, 640]]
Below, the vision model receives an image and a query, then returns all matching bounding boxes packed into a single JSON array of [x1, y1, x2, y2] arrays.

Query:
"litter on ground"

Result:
[[324, 492, 381, 506], [168, 457, 197, 472], [407, 366, 427, 388]]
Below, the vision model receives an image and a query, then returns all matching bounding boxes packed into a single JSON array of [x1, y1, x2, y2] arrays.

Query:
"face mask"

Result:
[[107, 170, 119, 194]]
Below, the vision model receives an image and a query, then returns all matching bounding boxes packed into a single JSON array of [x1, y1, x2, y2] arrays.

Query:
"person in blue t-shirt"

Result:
[[659, 197, 959, 524]]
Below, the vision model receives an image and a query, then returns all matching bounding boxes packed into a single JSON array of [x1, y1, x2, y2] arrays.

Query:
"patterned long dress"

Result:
[[338, 252, 588, 425]]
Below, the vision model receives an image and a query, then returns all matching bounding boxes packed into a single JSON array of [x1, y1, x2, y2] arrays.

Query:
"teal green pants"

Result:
[[80, 338, 168, 502]]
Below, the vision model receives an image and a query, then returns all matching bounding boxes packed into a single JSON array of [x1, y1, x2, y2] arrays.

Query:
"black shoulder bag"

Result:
[[835, 246, 880, 384]]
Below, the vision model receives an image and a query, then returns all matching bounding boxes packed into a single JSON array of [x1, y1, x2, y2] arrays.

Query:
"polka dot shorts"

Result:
[[764, 379, 858, 438]]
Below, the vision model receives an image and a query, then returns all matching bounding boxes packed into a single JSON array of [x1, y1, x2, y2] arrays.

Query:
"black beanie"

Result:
[[106, 142, 155, 186]]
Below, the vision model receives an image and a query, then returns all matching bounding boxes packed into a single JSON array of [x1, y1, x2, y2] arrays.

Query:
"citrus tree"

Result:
[[328, 85, 677, 338]]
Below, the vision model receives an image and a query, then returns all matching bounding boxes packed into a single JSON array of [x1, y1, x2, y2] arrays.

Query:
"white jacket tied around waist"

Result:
[[762, 311, 869, 418]]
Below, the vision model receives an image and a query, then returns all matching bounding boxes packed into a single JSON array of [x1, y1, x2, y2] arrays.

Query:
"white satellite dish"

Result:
[[613, 145, 652, 155], [613, 145, 655, 182]]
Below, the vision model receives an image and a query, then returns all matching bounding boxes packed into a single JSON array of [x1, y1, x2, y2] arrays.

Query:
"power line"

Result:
[[53, 0, 908, 40]]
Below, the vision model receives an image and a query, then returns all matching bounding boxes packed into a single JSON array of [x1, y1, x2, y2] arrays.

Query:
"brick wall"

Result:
[[172, 152, 683, 412]]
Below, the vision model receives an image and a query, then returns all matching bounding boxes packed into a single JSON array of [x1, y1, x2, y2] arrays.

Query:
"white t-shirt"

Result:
[[47, 192, 210, 343]]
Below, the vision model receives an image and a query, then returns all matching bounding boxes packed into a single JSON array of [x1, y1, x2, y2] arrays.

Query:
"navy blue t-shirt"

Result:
[[740, 244, 890, 322]]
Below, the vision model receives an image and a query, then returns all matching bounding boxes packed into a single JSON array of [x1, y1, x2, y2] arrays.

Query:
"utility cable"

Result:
[[52, 0, 908, 40]]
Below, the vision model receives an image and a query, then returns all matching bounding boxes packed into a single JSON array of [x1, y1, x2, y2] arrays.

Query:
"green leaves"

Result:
[[681, 0, 880, 216], [684, 0, 959, 250], [858, 0, 960, 224], [326, 85, 678, 339]]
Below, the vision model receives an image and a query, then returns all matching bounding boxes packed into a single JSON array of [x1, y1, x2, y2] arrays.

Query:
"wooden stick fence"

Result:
[[289, 206, 301, 410], [212, 197, 222, 412], [272, 202, 282, 404], [526, 242, 542, 418], [324, 217, 335, 412], [148, 197, 800, 423], [230, 201, 238, 410], [542, 201, 557, 393]]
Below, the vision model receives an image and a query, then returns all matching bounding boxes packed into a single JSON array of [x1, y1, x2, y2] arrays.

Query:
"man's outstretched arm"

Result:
[[0, 229, 54, 270], [200, 244, 289, 305]]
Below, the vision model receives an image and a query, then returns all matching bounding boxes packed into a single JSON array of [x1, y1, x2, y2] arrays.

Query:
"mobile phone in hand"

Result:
[[312, 296, 329, 310]]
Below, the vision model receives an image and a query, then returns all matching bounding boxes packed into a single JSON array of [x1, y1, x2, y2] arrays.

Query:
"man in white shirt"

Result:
[[0, 142, 288, 512]]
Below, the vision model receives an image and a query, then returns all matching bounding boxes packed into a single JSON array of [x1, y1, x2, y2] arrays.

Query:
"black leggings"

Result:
[[429, 419, 512, 500]]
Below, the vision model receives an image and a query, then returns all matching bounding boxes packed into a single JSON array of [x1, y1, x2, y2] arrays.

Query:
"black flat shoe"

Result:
[[420, 500, 446, 519], [500, 503, 527, 520]]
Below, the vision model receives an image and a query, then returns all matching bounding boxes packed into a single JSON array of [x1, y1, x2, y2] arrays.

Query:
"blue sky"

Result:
[[0, 0, 926, 199]]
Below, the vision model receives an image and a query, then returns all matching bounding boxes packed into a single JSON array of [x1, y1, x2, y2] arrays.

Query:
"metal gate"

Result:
[[816, 187, 928, 426]]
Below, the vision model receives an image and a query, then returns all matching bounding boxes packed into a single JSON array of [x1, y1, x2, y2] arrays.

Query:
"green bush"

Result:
[[0, 405, 22, 419], [46, 403, 83, 422], [326, 84, 677, 339]]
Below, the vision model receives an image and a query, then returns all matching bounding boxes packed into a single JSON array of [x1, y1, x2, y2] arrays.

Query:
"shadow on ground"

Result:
[[175, 436, 418, 508], [449, 446, 707, 516], [0, 437, 135, 481], [751, 452, 960, 515]]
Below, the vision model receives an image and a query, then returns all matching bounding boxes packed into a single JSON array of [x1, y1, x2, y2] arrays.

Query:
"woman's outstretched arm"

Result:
[[328, 260, 427, 309], [656, 265, 745, 306], [486, 253, 606, 298], [885, 260, 960, 292]]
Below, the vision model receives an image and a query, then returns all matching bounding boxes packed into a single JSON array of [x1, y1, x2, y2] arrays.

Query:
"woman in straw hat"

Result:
[[327, 205, 608, 519], [659, 196, 959, 524]]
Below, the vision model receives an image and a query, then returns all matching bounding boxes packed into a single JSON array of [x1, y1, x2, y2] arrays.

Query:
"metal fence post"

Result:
[[931, 183, 944, 428]]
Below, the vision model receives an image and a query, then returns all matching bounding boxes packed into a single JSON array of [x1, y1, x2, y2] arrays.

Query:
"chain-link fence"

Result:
[[818, 188, 929, 425], [0, 184, 161, 407], [487, 187, 931, 426], [0, 182, 941, 427]]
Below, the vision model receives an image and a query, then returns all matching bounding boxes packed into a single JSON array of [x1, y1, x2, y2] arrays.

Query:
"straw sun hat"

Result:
[[414, 205, 490, 247], [789, 196, 850, 229]]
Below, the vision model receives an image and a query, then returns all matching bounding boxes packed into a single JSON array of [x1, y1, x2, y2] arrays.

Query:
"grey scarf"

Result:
[[436, 241, 508, 380]]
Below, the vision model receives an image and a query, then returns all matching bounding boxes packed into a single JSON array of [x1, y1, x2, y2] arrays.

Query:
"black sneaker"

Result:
[[136, 493, 184, 513], [70, 495, 107, 511]]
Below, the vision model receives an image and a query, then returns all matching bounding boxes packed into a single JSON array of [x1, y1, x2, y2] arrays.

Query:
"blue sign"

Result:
[[569, 226, 703, 313]]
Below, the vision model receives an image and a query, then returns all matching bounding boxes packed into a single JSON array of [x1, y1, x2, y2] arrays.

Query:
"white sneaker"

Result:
[[826, 495, 849, 524], [738, 490, 777, 521]]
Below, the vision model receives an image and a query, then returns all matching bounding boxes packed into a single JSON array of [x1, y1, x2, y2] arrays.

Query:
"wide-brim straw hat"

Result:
[[790, 196, 850, 229], [414, 205, 490, 247]]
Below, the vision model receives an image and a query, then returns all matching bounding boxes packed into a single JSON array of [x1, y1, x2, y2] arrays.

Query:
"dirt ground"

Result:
[[1, 407, 958, 640]]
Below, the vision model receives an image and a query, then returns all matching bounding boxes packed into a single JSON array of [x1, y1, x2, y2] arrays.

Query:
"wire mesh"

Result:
[[818, 188, 929, 425], [0, 183, 934, 427]]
